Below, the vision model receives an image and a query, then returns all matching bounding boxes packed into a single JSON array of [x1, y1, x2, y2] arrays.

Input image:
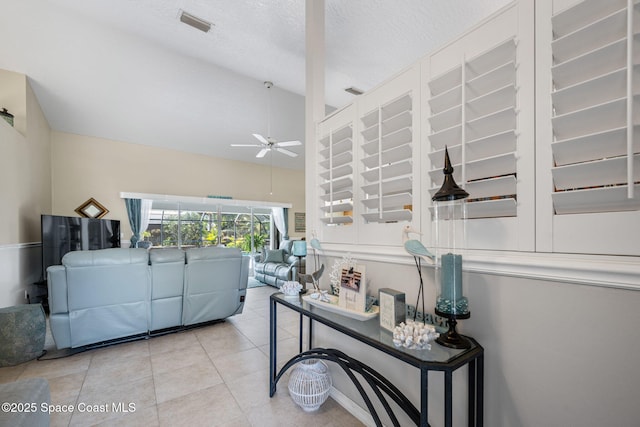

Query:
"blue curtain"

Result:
[[283, 207, 289, 240], [125, 198, 142, 248]]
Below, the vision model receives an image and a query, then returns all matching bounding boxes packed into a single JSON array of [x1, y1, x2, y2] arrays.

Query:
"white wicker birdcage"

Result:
[[287, 359, 332, 412]]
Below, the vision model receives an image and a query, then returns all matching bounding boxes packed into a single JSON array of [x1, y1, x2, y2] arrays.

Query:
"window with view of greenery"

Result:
[[145, 209, 271, 251]]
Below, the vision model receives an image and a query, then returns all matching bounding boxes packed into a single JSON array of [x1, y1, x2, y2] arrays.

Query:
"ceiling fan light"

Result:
[[179, 10, 212, 33]]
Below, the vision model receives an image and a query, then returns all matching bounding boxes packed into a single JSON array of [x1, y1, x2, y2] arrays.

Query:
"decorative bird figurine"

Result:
[[309, 231, 323, 271], [402, 225, 435, 323], [310, 235, 322, 251], [402, 225, 435, 264], [298, 264, 325, 294]]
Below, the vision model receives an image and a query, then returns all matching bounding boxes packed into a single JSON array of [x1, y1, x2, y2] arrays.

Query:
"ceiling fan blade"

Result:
[[252, 133, 268, 144], [275, 147, 298, 157], [276, 140, 302, 147], [256, 148, 269, 158], [231, 144, 263, 147]]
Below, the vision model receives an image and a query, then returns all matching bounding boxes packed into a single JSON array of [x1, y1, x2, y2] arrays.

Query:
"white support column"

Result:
[[627, 0, 635, 199], [305, 0, 325, 239]]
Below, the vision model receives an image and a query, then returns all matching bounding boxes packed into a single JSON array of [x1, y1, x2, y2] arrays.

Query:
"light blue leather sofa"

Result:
[[47, 247, 249, 350], [253, 239, 304, 288]]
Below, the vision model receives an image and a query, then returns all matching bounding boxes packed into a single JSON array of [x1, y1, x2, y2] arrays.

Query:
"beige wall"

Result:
[[51, 131, 305, 241], [0, 73, 51, 307], [0, 74, 51, 246], [0, 69, 27, 136]]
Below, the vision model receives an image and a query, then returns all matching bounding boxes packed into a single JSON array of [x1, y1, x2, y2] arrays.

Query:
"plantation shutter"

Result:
[[427, 38, 518, 220], [360, 93, 414, 224], [318, 123, 354, 227], [550, 0, 640, 216]]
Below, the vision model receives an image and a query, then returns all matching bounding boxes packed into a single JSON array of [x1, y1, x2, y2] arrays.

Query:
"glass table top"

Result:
[[271, 292, 482, 369]]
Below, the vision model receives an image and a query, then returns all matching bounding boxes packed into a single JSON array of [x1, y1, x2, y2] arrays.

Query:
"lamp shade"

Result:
[[292, 240, 307, 257]]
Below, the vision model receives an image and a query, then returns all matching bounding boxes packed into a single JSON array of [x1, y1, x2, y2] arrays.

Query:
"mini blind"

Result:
[[360, 93, 414, 223], [550, 0, 640, 215], [427, 38, 518, 219], [319, 124, 354, 225]]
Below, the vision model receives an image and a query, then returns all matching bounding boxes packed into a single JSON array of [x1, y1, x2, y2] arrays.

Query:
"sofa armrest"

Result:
[[47, 266, 68, 314], [250, 252, 263, 264]]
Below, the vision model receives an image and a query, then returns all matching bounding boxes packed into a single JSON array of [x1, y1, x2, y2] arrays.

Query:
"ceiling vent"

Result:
[[179, 10, 212, 33], [344, 87, 364, 96]]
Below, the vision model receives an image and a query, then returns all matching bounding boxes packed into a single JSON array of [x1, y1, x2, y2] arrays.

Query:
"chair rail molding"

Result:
[[318, 244, 640, 291]]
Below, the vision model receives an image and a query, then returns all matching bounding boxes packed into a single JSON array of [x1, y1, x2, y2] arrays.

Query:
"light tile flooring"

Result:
[[0, 286, 365, 427]]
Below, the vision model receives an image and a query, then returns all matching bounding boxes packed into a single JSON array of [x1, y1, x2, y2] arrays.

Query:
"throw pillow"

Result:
[[264, 249, 285, 264]]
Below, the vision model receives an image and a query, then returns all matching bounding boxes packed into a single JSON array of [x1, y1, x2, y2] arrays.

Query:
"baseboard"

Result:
[[330, 386, 377, 427]]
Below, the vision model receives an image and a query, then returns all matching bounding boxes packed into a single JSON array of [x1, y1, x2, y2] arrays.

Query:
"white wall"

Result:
[[306, 257, 640, 426]]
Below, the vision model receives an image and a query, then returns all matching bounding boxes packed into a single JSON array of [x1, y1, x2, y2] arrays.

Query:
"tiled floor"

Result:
[[0, 286, 365, 426]]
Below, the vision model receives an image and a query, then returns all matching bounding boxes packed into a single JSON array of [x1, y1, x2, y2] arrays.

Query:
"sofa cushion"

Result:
[[62, 247, 149, 267], [274, 264, 292, 281], [280, 240, 294, 255], [264, 249, 284, 264]]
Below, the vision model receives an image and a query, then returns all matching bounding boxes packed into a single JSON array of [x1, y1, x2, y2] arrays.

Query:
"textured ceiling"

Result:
[[0, 0, 511, 170]]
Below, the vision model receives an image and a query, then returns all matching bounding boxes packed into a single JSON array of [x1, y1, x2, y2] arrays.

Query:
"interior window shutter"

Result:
[[360, 93, 414, 224], [427, 38, 518, 220], [545, 0, 640, 255], [318, 123, 354, 226], [551, 0, 640, 215]]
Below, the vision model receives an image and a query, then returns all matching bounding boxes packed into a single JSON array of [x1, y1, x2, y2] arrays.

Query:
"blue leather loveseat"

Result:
[[47, 247, 249, 349], [253, 239, 305, 288]]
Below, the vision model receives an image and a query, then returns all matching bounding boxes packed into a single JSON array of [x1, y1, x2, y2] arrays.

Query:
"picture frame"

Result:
[[294, 212, 306, 233], [379, 288, 406, 331], [338, 264, 366, 312], [75, 198, 109, 219]]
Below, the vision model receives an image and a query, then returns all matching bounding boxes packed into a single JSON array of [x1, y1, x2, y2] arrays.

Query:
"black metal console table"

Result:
[[269, 292, 484, 427]]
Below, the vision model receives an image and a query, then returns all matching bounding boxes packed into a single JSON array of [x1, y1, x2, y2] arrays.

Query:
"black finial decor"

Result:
[[432, 146, 468, 202]]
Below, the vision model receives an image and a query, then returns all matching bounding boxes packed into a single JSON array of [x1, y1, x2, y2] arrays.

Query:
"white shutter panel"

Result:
[[360, 93, 414, 224], [319, 124, 354, 225], [550, 0, 640, 216], [427, 38, 518, 220]]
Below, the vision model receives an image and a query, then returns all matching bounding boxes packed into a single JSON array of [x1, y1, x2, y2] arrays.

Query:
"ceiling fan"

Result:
[[231, 81, 302, 158]]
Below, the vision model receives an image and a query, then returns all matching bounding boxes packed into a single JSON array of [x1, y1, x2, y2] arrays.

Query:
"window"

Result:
[[424, 1, 535, 251], [146, 207, 271, 251], [360, 92, 414, 224], [539, 0, 640, 256]]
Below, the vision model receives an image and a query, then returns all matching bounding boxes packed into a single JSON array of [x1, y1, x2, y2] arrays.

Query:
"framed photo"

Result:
[[294, 212, 306, 233], [338, 264, 366, 312]]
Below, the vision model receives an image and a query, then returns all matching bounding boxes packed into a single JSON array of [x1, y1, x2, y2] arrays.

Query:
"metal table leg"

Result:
[[298, 312, 303, 353], [420, 368, 429, 427], [269, 297, 277, 397], [478, 354, 484, 426], [445, 371, 452, 427], [468, 358, 477, 427]]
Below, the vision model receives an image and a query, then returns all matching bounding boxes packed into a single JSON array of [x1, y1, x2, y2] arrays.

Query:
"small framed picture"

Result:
[[75, 198, 109, 219], [379, 288, 406, 331], [339, 265, 366, 312]]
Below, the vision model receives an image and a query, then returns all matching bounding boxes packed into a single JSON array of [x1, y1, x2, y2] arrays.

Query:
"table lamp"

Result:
[[292, 240, 307, 276]]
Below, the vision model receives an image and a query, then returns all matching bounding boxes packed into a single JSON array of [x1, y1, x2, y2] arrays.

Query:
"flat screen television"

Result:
[[41, 214, 121, 280]]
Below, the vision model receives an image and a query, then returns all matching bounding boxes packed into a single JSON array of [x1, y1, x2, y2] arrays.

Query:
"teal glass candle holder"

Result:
[[432, 147, 471, 349]]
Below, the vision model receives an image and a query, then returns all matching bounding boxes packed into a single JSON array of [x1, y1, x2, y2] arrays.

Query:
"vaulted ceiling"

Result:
[[0, 0, 511, 169]]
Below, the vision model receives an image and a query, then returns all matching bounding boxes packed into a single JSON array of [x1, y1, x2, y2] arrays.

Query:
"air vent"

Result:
[[344, 87, 364, 96], [179, 10, 212, 33]]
